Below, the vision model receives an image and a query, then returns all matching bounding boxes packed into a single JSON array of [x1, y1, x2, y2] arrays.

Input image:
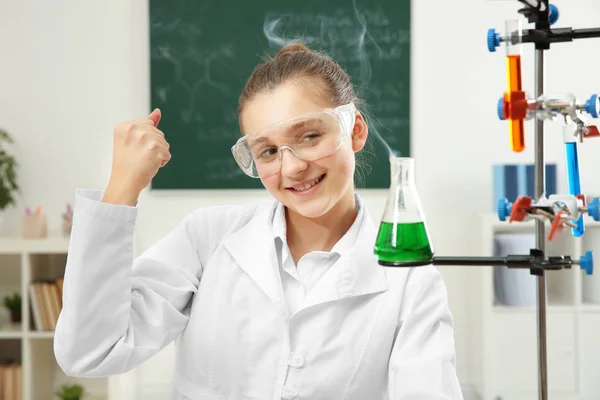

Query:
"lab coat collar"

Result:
[[297, 205, 388, 317], [223, 198, 388, 319]]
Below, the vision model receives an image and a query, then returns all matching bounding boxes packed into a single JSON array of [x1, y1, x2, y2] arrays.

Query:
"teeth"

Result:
[[293, 175, 322, 191]]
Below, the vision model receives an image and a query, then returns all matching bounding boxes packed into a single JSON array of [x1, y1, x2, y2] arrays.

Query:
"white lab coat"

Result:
[[54, 189, 464, 400]]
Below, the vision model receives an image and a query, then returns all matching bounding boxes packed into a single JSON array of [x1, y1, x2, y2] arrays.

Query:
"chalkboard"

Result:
[[149, 0, 410, 189]]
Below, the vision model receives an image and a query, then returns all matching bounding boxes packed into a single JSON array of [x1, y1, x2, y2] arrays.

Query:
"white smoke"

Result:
[[261, 1, 401, 158]]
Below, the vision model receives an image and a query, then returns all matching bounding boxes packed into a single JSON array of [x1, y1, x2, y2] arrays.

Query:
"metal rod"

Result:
[[521, 27, 600, 45], [433, 257, 511, 266], [534, 47, 549, 400], [572, 28, 600, 39], [432, 256, 536, 267]]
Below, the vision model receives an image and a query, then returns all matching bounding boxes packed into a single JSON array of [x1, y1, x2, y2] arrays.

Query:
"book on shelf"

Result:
[[29, 277, 64, 331], [0, 362, 22, 400]]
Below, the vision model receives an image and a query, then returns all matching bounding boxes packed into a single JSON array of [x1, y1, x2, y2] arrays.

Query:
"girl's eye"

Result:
[[258, 147, 278, 158], [302, 133, 321, 142]]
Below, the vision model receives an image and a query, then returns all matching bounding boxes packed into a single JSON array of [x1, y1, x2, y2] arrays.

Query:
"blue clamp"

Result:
[[497, 198, 512, 221], [584, 94, 599, 118], [579, 251, 593, 275], [549, 4, 560, 26], [497, 97, 505, 120], [487, 28, 501, 52], [589, 197, 600, 221], [488, 7, 556, 53]]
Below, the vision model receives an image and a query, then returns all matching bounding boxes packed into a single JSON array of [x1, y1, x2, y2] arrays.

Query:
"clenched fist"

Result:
[[102, 109, 171, 206]]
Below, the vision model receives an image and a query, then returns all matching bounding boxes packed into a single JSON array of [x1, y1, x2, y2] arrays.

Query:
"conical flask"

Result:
[[374, 156, 434, 266]]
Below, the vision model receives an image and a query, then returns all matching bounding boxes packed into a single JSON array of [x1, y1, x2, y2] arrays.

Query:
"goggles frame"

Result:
[[231, 102, 356, 178]]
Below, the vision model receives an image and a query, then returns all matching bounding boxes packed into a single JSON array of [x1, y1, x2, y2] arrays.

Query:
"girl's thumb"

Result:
[[148, 108, 162, 127]]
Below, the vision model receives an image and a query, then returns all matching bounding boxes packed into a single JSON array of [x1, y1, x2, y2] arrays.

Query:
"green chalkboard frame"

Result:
[[149, 0, 410, 189]]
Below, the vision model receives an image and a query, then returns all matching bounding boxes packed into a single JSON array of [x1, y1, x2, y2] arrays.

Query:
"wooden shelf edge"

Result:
[[0, 333, 24, 339], [0, 322, 24, 339], [492, 305, 577, 314], [0, 236, 70, 254], [27, 331, 55, 339], [579, 304, 600, 313]]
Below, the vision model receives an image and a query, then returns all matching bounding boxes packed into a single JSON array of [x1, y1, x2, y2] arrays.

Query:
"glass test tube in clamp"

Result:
[[564, 124, 584, 237], [505, 19, 524, 153], [487, 6, 560, 152]]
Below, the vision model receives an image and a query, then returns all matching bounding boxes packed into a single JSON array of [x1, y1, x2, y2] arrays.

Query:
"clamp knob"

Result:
[[497, 197, 512, 221], [579, 251, 593, 275], [549, 4, 559, 26], [497, 97, 506, 120], [584, 94, 599, 118], [487, 28, 501, 52], [589, 197, 600, 221]]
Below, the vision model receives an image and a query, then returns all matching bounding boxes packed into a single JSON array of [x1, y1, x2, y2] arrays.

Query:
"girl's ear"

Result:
[[351, 111, 368, 153]]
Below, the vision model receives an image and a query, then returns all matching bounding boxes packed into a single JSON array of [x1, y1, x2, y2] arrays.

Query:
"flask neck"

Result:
[[390, 157, 415, 187]]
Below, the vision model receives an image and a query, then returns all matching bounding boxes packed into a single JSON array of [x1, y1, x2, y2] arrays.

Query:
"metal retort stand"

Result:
[[432, 2, 600, 399]]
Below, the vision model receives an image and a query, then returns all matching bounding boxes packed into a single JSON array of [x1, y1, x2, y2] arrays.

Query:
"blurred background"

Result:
[[1, 0, 600, 399]]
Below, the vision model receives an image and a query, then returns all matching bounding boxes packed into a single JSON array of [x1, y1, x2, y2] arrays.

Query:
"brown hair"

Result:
[[238, 42, 359, 121], [238, 42, 372, 185]]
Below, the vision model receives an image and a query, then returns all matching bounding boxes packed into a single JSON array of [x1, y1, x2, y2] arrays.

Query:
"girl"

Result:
[[54, 43, 463, 400]]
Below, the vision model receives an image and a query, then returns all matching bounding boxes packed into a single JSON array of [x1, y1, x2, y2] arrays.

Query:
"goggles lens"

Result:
[[232, 103, 355, 178]]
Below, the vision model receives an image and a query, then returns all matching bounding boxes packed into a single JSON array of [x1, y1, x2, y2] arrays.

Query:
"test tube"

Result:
[[505, 20, 524, 152], [563, 125, 584, 237]]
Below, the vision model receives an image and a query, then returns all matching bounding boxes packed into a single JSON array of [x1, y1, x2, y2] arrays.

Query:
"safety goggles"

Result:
[[231, 103, 356, 178]]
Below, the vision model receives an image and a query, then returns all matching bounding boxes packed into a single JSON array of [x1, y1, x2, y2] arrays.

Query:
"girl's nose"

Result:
[[280, 147, 308, 176]]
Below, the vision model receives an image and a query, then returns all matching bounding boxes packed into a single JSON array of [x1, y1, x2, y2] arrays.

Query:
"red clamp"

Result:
[[583, 125, 600, 138], [510, 195, 532, 222], [548, 211, 566, 241], [508, 91, 528, 120]]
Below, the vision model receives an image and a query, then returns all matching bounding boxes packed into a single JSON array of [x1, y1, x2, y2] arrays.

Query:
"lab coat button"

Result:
[[282, 385, 298, 399], [288, 353, 305, 368]]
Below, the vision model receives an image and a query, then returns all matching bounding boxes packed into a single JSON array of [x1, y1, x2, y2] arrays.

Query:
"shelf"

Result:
[[492, 305, 576, 314], [491, 231, 578, 306], [31, 339, 107, 400], [28, 253, 65, 333], [0, 236, 69, 254], [0, 234, 115, 399], [491, 312, 577, 394], [0, 322, 23, 339], [477, 212, 600, 399], [0, 338, 22, 364], [580, 314, 600, 394], [581, 227, 600, 305], [0, 338, 23, 399], [28, 331, 54, 339], [579, 304, 600, 313], [0, 254, 23, 339]]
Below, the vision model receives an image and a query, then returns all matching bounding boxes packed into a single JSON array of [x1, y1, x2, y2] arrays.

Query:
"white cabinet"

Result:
[[580, 313, 600, 396], [0, 237, 114, 400], [492, 311, 576, 395], [472, 214, 600, 400]]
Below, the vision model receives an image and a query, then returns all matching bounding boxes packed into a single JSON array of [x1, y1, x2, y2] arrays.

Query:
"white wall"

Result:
[[1, 0, 600, 397]]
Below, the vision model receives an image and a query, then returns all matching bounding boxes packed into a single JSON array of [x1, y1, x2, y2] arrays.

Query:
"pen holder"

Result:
[[22, 214, 47, 239], [62, 218, 72, 237]]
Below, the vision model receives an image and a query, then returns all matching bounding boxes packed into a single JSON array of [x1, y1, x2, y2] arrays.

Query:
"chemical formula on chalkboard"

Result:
[[149, 0, 410, 190]]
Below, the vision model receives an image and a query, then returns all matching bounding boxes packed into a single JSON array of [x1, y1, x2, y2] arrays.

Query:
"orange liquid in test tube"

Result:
[[506, 54, 524, 152]]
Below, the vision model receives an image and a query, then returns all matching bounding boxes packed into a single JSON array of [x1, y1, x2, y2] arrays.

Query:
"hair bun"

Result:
[[275, 42, 310, 58]]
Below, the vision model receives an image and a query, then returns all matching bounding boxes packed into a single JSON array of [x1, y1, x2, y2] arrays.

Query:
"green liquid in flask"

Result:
[[374, 221, 434, 266]]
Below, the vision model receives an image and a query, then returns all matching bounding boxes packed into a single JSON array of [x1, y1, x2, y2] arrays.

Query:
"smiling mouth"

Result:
[[287, 174, 326, 192]]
